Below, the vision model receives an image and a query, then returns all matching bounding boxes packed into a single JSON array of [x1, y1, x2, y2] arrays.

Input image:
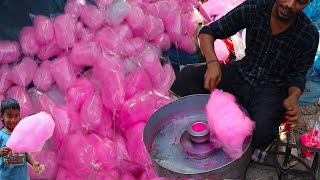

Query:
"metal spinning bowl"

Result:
[[143, 94, 252, 179]]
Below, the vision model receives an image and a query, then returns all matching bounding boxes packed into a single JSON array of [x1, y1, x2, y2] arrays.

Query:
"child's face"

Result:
[[1, 108, 20, 131]]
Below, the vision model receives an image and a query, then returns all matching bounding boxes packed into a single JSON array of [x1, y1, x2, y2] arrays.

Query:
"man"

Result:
[[170, 0, 319, 160]]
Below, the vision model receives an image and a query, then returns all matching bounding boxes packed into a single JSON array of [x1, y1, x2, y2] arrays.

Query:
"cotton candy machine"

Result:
[[143, 94, 252, 179]]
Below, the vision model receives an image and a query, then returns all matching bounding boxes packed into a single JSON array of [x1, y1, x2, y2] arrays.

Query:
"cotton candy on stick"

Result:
[[206, 89, 255, 159], [6, 112, 55, 153]]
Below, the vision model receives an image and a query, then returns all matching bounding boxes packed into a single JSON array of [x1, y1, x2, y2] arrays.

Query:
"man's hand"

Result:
[[204, 61, 221, 91], [0, 147, 11, 156], [283, 96, 300, 126], [33, 162, 45, 175]]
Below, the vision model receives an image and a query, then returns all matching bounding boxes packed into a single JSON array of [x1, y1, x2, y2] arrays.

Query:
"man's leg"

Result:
[[170, 63, 240, 97], [248, 85, 287, 150]]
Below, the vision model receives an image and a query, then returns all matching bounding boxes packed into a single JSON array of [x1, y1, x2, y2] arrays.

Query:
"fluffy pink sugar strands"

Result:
[[206, 89, 255, 159], [7, 112, 55, 153]]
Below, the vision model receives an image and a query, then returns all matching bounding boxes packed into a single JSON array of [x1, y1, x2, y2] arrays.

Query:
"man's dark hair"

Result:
[[1, 98, 20, 115]]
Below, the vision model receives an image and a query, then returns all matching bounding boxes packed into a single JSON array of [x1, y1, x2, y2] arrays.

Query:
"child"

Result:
[[0, 98, 43, 180]]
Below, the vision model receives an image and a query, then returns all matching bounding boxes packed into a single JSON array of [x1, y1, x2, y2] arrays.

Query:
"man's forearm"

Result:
[[288, 86, 302, 100], [199, 34, 218, 62]]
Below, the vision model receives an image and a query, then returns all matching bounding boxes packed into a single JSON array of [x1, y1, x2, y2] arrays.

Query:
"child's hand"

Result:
[[32, 162, 45, 175], [0, 147, 11, 156]]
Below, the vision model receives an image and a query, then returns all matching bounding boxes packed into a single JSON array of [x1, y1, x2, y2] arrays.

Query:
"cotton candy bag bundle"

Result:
[[206, 89, 255, 159], [33, 60, 54, 91], [6, 86, 34, 119], [70, 41, 100, 66], [19, 27, 39, 56], [53, 14, 76, 49], [34, 16, 54, 45], [6, 112, 55, 153], [80, 5, 105, 30], [0, 65, 12, 94], [0, 41, 21, 64], [8, 57, 38, 87]]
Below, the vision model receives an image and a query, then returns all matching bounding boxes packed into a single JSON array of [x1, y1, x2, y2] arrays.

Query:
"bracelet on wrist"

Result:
[[206, 59, 219, 65]]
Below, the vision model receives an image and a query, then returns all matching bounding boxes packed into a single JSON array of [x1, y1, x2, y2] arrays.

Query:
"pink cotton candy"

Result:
[[93, 53, 124, 81], [6, 86, 34, 118], [181, 9, 204, 36], [120, 173, 136, 180], [214, 39, 230, 64], [34, 15, 54, 44], [50, 56, 76, 92], [138, 48, 163, 85], [126, 5, 145, 29], [142, 15, 164, 40], [125, 68, 152, 100], [59, 134, 95, 176], [114, 24, 133, 40], [8, 57, 37, 87], [123, 37, 147, 57], [81, 5, 105, 30], [125, 122, 151, 166], [67, 107, 81, 134], [93, 109, 114, 139], [118, 91, 156, 131], [101, 69, 125, 110], [0, 65, 12, 94], [19, 27, 39, 56], [95, 138, 117, 170], [147, 0, 179, 20], [106, 0, 131, 26], [7, 112, 55, 152], [94, 168, 119, 180], [33, 60, 54, 91], [67, 77, 94, 111], [64, 0, 86, 18], [37, 39, 62, 60], [27, 150, 58, 180], [70, 41, 100, 66], [29, 89, 56, 115], [54, 14, 76, 49], [206, 89, 255, 159], [95, 28, 123, 55], [154, 63, 175, 94], [176, 35, 197, 55], [151, 33, 171, 51], [94, 0, 113, 9], [56, 167, 84, 180], [163, 12, 183, 42], [0, 41, 21, 64], [80, 92, 103, 131], [51, 105, 70, 149], [46, 85, 66, 104]]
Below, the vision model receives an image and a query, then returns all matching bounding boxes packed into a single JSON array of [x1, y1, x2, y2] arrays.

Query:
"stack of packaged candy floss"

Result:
[[0, 0, 248, 179]]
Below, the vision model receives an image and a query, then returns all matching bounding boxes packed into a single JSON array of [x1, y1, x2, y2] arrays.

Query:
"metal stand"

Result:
[[252, 131, 320, 180]]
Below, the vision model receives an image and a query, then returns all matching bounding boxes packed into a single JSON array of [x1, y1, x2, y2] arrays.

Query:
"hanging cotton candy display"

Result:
[[53, 14, 76, 49], [8, 57, 38, 87], [70, 41, 100, 66], [34, 15, 54, 45], [0, 65, 13, 94], [50, 56, 76, 92], [6, 86, 34, 118], [0, 41, 21, 64], [80, 5, 105, 30], [37, 39, 62, 61], [64, 0, 86, 18], [19, 27, 39, 56], [33, 60, 54, 91], [106, 0, 131, 26]]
